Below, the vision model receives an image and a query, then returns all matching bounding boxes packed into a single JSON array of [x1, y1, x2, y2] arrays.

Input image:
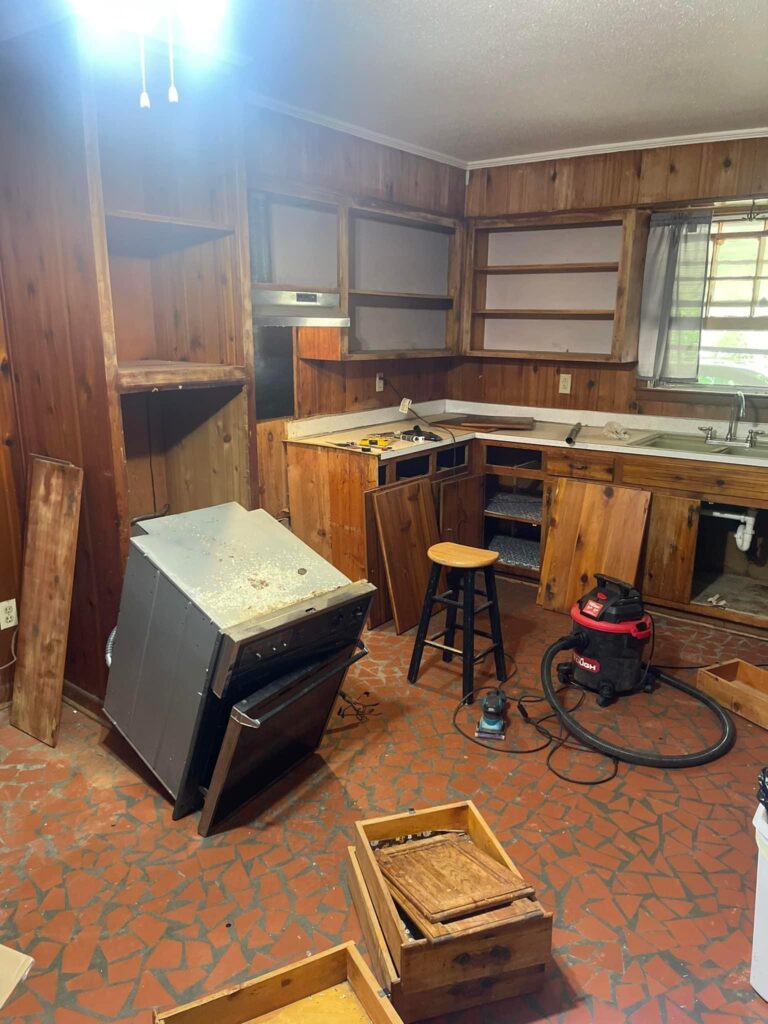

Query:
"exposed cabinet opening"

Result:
[[253, 326, 295, 421], [121, 385, 250, 524], [485, 477, 543, 578], [394, 454, 431, 480], [691, 503, 768, 618], [436, 444, 468, 471], [485, 445, 542, 471]]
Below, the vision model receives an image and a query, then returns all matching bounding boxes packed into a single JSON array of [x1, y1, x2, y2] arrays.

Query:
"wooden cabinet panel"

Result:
[[538, 479, 650, 613], [439, 474, 484, 548], [641, 495, 700, 604], [618, 456, 768, 503], [545, 450, 615, 482]]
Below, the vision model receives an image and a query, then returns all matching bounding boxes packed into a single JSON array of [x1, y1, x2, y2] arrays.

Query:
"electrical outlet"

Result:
[[375, 372, 385, 393], [0, 599, 17, 630], [558, 373, 572, 395]]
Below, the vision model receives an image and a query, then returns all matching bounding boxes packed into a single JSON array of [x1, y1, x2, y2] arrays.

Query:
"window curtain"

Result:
[[638, 211, 712, 382]]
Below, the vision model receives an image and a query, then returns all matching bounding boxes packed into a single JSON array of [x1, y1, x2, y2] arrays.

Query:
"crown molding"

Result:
[[246, 92, 468, 169], [466, 126, 768, 169]]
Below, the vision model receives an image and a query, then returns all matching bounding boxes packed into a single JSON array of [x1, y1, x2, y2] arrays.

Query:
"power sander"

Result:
[[475, 688, 509, 739]]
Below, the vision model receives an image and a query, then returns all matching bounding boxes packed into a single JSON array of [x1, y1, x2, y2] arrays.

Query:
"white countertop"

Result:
[[286, 400, 768, 469]]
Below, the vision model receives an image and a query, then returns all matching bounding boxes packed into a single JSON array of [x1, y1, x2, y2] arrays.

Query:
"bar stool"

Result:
[[408, 542, 507, 703]]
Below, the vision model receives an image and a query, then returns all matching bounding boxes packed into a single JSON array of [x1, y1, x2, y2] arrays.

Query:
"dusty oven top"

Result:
[[134, 503, 351, 629]]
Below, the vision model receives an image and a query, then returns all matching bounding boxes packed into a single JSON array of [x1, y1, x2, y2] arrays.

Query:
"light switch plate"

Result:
[[375, 372, 385, 393], [558, 373, 572, 395], [0, 599, 17, 630]]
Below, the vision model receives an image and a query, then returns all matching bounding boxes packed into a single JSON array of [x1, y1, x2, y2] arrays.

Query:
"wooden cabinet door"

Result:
[[642, 494, 700, 603], [439, 474, 485, 548]]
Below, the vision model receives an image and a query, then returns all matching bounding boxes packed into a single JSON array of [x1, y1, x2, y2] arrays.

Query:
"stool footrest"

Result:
[[433, 592, 492, 614]]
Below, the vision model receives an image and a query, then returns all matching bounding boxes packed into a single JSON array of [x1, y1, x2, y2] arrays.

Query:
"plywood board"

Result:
[[10, 456, 83, 746], [538, 479, 650, 613], [0, 943, 34, 1009], [372, 479, 439, 634]]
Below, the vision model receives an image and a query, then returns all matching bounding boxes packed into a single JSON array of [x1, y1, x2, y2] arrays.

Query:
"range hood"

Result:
[[252, 287, 350, 328]]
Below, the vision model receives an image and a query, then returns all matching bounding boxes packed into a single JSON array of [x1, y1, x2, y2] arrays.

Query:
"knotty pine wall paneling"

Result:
[[247, 107, 465, 218], [0, 26, 126, 704]]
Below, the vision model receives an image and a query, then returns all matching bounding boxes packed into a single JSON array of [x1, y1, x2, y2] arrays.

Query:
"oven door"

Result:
[[197, 641, 368, 836]]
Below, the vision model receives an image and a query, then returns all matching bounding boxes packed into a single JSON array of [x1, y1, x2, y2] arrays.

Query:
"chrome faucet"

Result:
[[725, 390, 746, 442]]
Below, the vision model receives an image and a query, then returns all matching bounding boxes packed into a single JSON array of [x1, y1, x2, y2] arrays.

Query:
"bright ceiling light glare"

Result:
[[70, 0, 228, 55]]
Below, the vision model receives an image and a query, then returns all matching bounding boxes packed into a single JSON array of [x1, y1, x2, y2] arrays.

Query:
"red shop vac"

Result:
[[540, 575, 735, 768]]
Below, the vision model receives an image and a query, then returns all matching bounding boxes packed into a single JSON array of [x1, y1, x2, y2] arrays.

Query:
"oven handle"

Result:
[[231, 640, 369, 729]]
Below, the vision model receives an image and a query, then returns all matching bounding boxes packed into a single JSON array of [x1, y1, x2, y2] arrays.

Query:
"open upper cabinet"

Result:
[[464, 209, 649, 361], [248, 185, 463, 360], [92, 61, 252, 393]]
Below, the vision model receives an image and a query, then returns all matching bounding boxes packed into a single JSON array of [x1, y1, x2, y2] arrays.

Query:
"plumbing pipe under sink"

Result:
[[701, 507, 758, 552]]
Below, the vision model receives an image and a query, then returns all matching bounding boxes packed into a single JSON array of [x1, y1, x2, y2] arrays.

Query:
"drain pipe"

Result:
[[702, 508, 757, 552]]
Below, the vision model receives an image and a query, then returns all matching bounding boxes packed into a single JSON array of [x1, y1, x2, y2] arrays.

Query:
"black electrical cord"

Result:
[[540, 635, 736, 769]]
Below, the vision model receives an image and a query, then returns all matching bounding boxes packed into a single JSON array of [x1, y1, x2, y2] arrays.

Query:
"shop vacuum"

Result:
[[540, 575, 735, 768]]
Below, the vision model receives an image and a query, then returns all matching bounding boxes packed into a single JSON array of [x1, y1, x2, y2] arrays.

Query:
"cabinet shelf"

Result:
[[350, 289, 453, 310], [489, 535, 541, 575], [474, 308, 615, 320], [105, 211, 235, 257], [485, 492, 543, 524], [117, 361, 248, 393], [476, 262, 620, 275]]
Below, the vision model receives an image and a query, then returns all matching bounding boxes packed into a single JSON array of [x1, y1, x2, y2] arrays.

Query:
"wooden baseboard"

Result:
[[62, 678, 108, 725]]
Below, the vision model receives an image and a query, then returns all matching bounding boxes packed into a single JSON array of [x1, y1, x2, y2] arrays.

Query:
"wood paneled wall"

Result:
[[296, 357, 453, 419], [246, 107, 466, 218], [0, 297, 22, 703], [466, 137, 768, 217], [0, 27, 125, 703]]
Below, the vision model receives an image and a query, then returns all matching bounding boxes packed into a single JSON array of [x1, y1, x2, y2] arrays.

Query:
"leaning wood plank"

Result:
[[10, 456, 83, 746], [537, 479, 650, 614], [372, 479, 439, 634]]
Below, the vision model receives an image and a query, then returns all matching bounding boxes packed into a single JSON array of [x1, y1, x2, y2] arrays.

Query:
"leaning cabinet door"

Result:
[[642, 495, 700, 603], [439, 474, 484, 548]]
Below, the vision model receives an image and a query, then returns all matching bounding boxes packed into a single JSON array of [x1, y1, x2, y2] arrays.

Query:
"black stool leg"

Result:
[[408, 562, 442, 683], [442, 568, 459, 663], [484, 566, 507, 682], [462, 569, 476, 704]]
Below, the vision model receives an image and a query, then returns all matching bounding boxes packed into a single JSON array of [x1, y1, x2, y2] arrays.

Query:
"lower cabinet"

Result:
[[438, 473, 485, 548], [641, 494, 700, 604]]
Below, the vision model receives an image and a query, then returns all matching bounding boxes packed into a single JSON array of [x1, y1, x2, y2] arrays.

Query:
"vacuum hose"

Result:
[[541, 636, 735, 768]]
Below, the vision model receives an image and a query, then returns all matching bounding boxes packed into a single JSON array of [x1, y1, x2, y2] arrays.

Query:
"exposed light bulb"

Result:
[[168, 84, 179, 103], [138, 34, 150, 109]]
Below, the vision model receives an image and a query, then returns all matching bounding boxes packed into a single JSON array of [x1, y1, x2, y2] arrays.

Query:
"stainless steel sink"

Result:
[[637, 433, 728, 454], [633, 432, 768, 459]]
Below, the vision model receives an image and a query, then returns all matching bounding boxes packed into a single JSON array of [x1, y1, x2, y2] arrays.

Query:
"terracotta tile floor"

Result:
[[2, 580, 768, 1023]]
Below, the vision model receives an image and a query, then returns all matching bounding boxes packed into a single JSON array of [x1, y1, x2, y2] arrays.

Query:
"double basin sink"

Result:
[[631, 432, 768, 460]]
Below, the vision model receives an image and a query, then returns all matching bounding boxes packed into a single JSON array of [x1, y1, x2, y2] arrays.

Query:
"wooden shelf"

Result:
[[485, 509, 541, 524], [476, 262, 620, 275], [350, 289, 453, 310], [467, 349, 617, 362], [117, 361, 248, 393], [475, 309, 615, 320], [484, 466, 544, 480], [105, 211, 235, 257], [251, 281, 340, 294]]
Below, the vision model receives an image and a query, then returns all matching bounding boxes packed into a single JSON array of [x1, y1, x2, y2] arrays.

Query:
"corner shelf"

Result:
[[105, 211, 235, 258], [485, 492, 543, 524], [117, 361, 248, 393], [349, 289, 453, 310], [476, 262, 619, 275]]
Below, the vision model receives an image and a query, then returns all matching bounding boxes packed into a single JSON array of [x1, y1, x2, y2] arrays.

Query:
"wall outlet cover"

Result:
[[0, 599, 17, 630], [558, 373, 572, 395], [375, 372, 385, 393]]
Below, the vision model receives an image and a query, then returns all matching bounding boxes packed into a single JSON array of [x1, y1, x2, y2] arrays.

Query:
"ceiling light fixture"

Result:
[[70, 0, 228, 107]]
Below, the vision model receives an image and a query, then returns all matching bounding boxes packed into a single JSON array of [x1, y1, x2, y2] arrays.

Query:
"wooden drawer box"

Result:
[[347, 801, 552, 1021], [546, 449, 614, 481], [154, 942, 403, 1024], [696, 660, 768, 730]]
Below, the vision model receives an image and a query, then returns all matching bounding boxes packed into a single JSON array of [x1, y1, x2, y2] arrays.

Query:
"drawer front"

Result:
[[546, 450, 614, 481], [619, 456, 768, 502]]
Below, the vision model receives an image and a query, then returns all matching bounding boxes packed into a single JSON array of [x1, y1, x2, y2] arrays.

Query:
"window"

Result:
[[698, 217, 768, 389]]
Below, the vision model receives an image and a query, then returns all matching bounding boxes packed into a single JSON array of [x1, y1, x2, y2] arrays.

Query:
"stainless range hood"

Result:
[[252, 287, 350, 328]]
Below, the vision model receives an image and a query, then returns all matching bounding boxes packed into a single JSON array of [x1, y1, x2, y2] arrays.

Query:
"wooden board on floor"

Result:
[[10, 456, 83, 746], [372, 479, 439, 634], [538, 479, 650, 613]]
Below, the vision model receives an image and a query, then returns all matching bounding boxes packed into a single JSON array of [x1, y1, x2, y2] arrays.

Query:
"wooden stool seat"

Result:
[[409, 543, 507, 703], [428, 542, 499, 570]]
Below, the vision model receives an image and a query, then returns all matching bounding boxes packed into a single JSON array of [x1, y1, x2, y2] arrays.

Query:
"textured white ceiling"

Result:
[[241, 0, 768, 163]]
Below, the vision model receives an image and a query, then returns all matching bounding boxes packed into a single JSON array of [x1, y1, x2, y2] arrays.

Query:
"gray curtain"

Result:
[[638, 211, 712, 382]]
